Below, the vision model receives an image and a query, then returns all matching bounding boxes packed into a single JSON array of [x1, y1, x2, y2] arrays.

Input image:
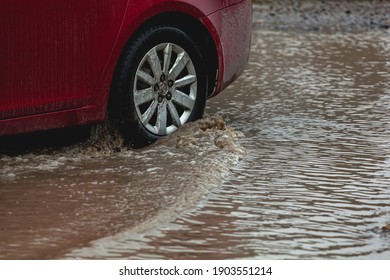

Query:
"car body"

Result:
[[0, 0, 252, 145]]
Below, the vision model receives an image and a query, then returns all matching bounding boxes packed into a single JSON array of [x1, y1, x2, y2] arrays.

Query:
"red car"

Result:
[[0, 0, 252, 147]]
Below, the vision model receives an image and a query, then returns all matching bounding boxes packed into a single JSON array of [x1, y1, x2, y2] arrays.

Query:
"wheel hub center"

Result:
[[159, 82, 169, 96]]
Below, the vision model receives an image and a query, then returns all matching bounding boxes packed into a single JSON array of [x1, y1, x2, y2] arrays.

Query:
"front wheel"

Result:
[[110, 25, 208, 148]]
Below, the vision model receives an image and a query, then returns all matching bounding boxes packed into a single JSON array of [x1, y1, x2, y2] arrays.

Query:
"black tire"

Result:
[[109, 25, 208, 148]]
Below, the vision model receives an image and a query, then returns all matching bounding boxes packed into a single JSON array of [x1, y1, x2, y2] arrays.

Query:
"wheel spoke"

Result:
[[167, 101, 181, 127], [141, 100, 158, 125], [147, 47, 162, 79], [163, 43, 172, 75], [134, 88, 154, 106], [156, 103, 167, 135], [136, 70, 155, 86], [172, 90, 195, 110], [169, 52, 190, 79], [175, 74, 196, 89]]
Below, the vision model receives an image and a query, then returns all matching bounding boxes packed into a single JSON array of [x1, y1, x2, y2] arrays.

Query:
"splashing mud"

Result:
[[0, 116, 245, 259]]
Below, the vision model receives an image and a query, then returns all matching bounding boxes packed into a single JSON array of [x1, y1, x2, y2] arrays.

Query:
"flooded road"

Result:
[[2, 29, 390, 259]]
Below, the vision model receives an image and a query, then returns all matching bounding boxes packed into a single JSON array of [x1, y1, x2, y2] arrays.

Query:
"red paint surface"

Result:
[[0, 0, 252, 136]]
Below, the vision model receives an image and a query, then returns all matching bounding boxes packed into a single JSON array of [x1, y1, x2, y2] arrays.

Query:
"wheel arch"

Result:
[[110, 11, 219, 104]]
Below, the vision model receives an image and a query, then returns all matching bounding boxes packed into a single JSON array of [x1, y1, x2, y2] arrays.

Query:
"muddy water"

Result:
[[2, 29, 390, 259], [0, 117, 245, 259]]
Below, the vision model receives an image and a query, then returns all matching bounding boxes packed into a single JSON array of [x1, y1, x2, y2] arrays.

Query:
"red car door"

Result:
[[0, 0, 128, 120]]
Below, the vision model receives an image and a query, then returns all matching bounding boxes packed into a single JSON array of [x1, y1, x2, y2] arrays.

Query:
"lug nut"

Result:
[[160, 74, 166, 82], [168, 80, 174, 87], [154, 84, 160, 92], [166, 92, 172, 100], [158, 96, 163, 103]]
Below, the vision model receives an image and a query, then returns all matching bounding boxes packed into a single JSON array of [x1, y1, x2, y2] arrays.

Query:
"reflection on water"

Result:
[[2, 30, 390, 259], [66, 30, 390, 259]]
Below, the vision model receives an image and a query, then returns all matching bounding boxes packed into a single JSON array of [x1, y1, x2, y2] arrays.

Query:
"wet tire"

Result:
[[109, 25, 207, 148]]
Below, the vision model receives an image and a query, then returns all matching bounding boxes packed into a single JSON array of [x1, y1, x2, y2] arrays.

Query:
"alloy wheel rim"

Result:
[[133, 43, 197, 136]]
